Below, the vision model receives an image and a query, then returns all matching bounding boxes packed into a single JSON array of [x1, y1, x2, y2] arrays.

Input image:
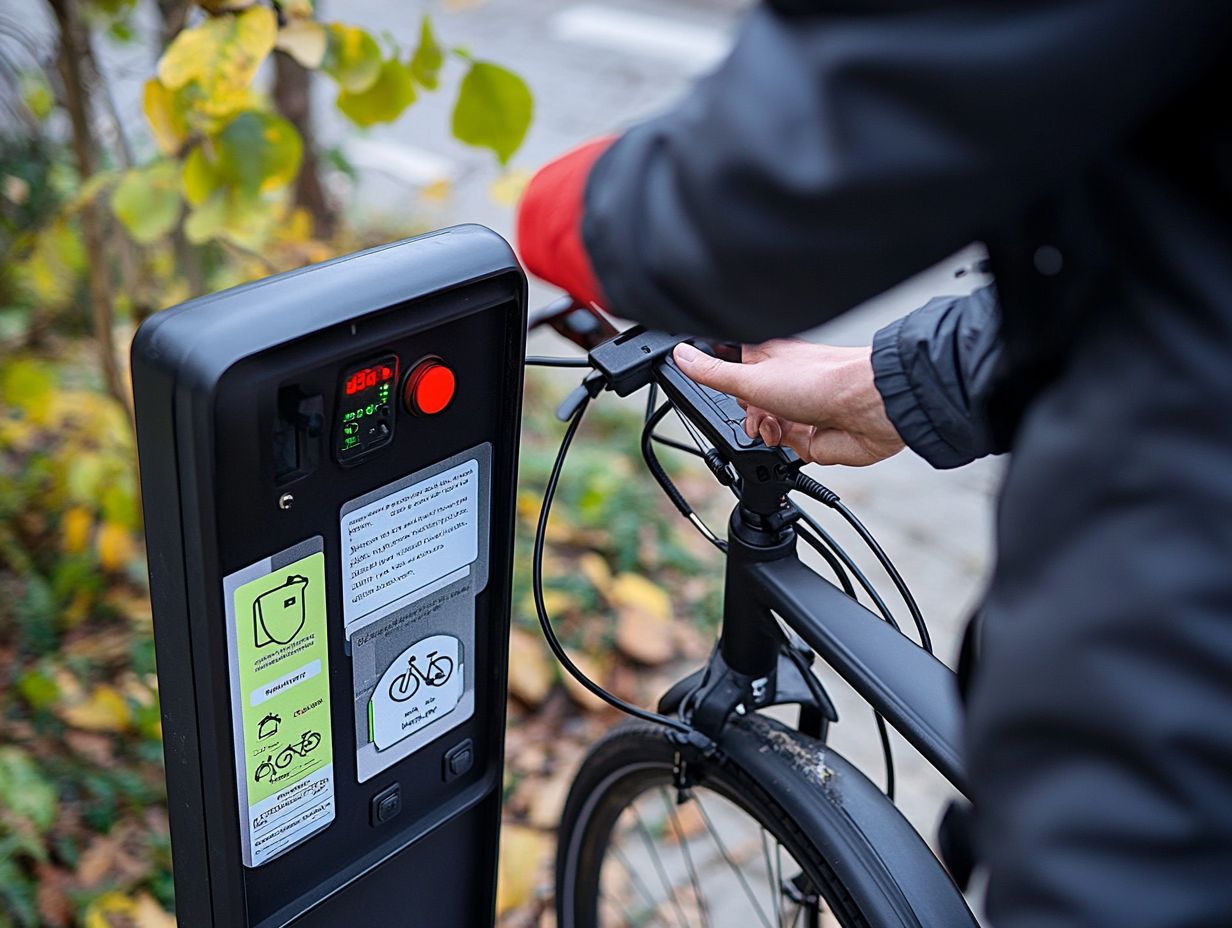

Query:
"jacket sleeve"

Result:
[[871, 285, 1004, 469], [581, 1, 1232, 341]]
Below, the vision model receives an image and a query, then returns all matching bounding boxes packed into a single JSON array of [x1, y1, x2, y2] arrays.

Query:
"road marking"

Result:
[[550, 4, 732, 72], [345, 139, 458, 187]]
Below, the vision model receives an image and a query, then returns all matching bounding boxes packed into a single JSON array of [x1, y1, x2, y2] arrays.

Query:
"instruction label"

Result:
[[341, 458, 479, 627], [224, 538, 334, 867], [342, 445, 491, 783]]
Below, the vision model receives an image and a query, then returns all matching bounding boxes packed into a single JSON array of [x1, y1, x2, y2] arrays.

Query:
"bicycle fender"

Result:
[[719, 713, 978, 928]]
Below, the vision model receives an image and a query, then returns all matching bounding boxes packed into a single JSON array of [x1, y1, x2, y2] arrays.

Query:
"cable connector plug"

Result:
[[665, 726, 720, 759], [793, 472, 841, 508], [703, 449, 735, 486]]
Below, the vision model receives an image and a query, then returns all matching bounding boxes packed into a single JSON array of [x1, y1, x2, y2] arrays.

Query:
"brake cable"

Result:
[[533, 395, 716, 754]]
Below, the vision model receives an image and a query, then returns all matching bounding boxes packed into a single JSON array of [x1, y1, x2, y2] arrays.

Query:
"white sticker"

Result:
[[368, 634, 465, 750], [341, 459, 479, 626]]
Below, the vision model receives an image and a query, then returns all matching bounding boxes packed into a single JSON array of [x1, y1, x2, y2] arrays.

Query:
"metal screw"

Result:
[[278, 493, 294, 510]]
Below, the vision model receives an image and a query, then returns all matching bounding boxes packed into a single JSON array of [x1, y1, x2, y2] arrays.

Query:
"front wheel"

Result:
[[556, 715, 975, 928], [556, 719, 863, 928]]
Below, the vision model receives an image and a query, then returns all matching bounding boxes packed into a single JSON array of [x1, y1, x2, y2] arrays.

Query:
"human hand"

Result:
[[671, 340, 905, 466]]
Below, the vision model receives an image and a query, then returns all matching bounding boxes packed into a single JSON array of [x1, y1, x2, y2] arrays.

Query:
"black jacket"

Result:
[[581, 3, 1232, 925]]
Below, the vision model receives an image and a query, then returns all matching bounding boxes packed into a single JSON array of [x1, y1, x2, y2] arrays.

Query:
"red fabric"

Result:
[[516, 136, 616, 308]]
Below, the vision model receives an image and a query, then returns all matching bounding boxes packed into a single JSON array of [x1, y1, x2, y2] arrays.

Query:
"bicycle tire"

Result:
[[389, 669, 420, 703], [556, 715, 974, 928], [429, 655, 455, 685]]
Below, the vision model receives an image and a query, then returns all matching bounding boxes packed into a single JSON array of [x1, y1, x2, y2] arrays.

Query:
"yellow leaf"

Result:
[[83, 891, 137, 928], [276, 18, 327, 68], [420, 178, 452, 204], [133, 892, 176, 928], [159, 7, 276, 90], [143, 79, 189, 156], [488, 169, 530, 207], [615, 604, 674, 665], [507, 627, 553, 708], [608, 573, 672, 620], [61, 685, 132, 733], [577, 552, 612, 595], [97, 521, 137, 571], [496, 824, 550, 915]]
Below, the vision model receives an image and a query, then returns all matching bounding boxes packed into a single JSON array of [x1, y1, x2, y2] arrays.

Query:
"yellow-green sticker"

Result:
[[224, 539, 335, 867]]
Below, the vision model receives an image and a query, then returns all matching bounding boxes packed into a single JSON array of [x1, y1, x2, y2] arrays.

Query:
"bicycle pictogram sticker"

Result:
[[388, 651, 455, 703], [254, 730, 322, 782]]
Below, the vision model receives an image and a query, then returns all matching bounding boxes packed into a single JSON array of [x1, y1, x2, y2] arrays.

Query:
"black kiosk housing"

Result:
[[132, 226, 526, 927]]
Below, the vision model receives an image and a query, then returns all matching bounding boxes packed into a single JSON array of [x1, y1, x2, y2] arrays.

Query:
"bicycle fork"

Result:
[[659, 505, 837, 743]]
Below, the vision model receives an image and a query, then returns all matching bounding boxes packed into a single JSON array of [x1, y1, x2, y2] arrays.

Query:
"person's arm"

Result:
[[871, 285, 1005, 469], [521, 1, 1231, 341], [671, 285, 1004, 469]]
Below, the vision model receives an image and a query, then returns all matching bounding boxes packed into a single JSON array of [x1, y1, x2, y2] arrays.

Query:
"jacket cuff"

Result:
[[872, 316, 971, 470]]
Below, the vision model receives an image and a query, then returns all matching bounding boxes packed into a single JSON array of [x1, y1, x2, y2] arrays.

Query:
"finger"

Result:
[[673, 342, 758, 398], [805, 428, 883, 467], [758, 415, 783, 447], [743, 405, 767, 439]]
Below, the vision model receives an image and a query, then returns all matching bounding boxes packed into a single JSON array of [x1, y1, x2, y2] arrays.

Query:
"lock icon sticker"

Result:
[[253, 574, 309, 647]]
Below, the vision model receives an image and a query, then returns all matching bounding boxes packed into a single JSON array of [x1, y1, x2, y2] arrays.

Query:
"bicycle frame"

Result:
[[710, 506, 967, 796]]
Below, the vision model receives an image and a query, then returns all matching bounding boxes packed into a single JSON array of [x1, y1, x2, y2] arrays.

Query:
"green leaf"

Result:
[[109, 161, 182, 245], [11, 219, 84, 309], [18, 71, 54, 121], [409, 16, 444, 90], [451, 61, 533, 165], [215, 111, 303, 197], [322, 23, 382, 93], [0, 359, 52, 419], [181, 146, 220, 207], [0, 747, 58, 834], [336, 58, 416, 128], [184, 192, 227, 244]]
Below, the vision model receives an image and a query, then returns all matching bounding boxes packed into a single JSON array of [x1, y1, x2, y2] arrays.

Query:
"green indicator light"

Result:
[[366, 404, 375, 415], [344, 411, 355, 422]]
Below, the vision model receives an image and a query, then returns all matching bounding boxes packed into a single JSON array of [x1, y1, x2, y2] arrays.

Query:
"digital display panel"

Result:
[[336, 354, 398, 463]]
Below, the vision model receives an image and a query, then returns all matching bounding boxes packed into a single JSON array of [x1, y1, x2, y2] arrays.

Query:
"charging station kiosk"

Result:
[[132, 225, 526, 927]]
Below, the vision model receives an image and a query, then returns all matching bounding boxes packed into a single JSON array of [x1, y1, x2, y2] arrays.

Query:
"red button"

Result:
[[404, 359, 456, 416]]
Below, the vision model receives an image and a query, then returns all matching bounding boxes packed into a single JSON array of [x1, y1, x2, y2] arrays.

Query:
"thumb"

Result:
[[673, 342, 752, 397]]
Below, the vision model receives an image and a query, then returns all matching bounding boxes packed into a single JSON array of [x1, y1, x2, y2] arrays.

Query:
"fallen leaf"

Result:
[[608, 573, 671, 620], [96, 521, 137, 571], [576, 552, 612, 596], [82, 891, 136, 928], [527, 765, 573, 829], [34, 864, 72, 928], [496, 824, 550, 915], [506, 628, 553, 708], [61, 506, 93, 554], [133, 892, 176, 928], [615, 606, 674, 666], [662, 799, 706, 843], [60, 684, 131, 733]]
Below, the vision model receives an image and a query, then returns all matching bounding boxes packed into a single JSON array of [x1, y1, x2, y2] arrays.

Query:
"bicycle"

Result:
[[387, 650, 456, 703], [275, 730, 322, 769], [526, 299, 975, 928]]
